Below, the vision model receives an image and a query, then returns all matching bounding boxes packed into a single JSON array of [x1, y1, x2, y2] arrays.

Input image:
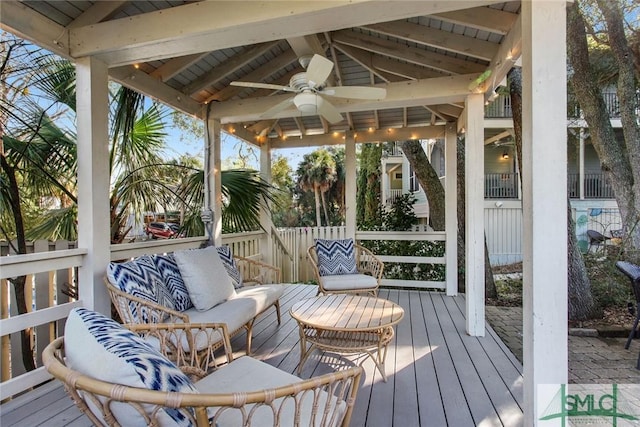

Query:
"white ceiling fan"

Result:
[[230, 54, 386, 124]]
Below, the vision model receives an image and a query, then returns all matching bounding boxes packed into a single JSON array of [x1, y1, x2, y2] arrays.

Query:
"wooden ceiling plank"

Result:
[[213, 73, 479, 123], [332, 30, 486, 75], [332, 44, 393, 82], [69, 1, 498, 66], [362, 20, 499, 61], [294, 117, 307, 135], [66, 1, 127, 29], [205, 49, 298, 102], [433, 6, 518, 35], [183, 41, 280, 95], [150, 53, 210, 82]]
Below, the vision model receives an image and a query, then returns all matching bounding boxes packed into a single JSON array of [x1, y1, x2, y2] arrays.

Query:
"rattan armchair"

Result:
[[308, 243, 384, 296], [43, 322, 363, 427]]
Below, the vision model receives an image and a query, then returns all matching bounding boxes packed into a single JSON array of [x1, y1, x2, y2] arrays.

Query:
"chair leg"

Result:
[[625, 307, 639, 350], [245, 319, 255, 355], [274, 300, 282, 325]]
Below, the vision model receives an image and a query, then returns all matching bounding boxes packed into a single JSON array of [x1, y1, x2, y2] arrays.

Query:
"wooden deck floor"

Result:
[[1, 285, 524, 427]]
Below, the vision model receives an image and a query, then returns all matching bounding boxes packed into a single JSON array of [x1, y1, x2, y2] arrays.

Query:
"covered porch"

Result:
[[1, 1, 568, 425], [1, 284, 523, 427]]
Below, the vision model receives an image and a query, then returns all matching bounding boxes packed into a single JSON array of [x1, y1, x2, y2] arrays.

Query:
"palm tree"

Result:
[[296, 149, 337, 226]]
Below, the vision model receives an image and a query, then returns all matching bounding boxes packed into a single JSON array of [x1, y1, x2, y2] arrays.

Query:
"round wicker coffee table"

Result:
[[290, 293, 404, 381]]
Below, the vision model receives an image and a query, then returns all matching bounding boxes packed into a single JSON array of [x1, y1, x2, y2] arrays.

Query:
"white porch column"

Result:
[[465, 94, 485, 336], [76, 56, 110, 315], [259, 141, 273, 264], [345, 131, 357, 239], [522, 2, 568, 426], [445, 122, 458, 296], [205, 116, 223, 245]]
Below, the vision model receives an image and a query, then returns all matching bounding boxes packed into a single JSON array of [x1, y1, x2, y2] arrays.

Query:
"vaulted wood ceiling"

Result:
[[2, 1, 521, 147]]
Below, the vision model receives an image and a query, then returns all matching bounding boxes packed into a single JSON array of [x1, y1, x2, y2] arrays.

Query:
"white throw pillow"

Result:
[[173, 246, 236, 311]]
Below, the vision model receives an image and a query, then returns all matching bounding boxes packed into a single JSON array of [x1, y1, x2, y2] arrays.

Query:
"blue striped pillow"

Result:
[[65, 307, 197, 426], [153, 254, 194, 311], [216, 246, 243, 289], [314, 239, 358, 276]]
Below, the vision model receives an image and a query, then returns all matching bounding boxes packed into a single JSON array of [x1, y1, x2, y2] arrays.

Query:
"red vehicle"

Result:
[[145, 222, 178, 239]]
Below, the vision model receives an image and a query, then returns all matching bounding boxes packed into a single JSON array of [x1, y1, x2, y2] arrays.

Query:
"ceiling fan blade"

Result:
[[230, 81, 296, 92], [316, 97, 344, 124], [260, 96, 295, 118], [306, 54, 334, 88], [321, 86, 387, 100]]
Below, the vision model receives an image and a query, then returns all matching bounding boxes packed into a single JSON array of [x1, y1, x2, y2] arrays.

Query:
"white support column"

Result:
[[205, 117, 223, 245], [445, 122, 458, 296], [579, 128, 585, 200], [345, 131, 357, 239], [259, 141, 273, 264], [521, 2, 568, 426], [465, 94, 485, 336], [76, 56, 110, 315]]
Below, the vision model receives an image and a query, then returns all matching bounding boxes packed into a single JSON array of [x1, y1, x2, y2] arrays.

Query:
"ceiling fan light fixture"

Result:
[[294, 92, 321, 115]]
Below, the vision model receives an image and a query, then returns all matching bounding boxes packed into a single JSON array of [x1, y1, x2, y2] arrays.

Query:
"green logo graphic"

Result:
[[539, 384, 639, 426]]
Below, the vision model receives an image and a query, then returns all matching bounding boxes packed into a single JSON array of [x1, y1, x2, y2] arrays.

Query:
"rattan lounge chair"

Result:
[[43, 321, 363, 427]]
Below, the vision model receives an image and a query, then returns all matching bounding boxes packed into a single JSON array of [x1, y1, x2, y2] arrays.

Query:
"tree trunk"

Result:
[[320, 189, 330, 226], [400, 140, 445, 230], [567, 205, 595, 320], [402, 139, 496, 297], [0, 154, 37, 372], [509, 64, 595, 321], [313, 185, 322, 226], [567, 2, 640, 249]]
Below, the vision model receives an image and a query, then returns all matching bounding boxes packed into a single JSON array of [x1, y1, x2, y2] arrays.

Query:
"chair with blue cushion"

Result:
[[308, 238, 384, 296], [615, 260, 640, 370]]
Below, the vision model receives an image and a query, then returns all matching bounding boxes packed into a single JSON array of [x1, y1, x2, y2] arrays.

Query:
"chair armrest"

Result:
[[125, 322, 233, 377], [356, 244, 384, 280], [103, 277, 189, 324], [234, 255, 281, 284]]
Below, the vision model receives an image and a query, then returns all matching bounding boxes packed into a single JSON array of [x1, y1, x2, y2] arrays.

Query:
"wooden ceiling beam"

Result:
[[67, 1, 126, 28], [213, 73, 479, 123], [68, 1, 497, 66], [433, 6, 518, 35], [361, 20, 499, 61], [204, 49, 298, 102], [270, 125, 446, 148], [150, 53, 209, 82], [183, 41, 280, 95], [286, 34, 326, 57], [332, 30, 487, 75]]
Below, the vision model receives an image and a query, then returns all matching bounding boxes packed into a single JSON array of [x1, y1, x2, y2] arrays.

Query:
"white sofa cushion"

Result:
[[195, 356, 345, 427], [314, 239, 358, 276], [65, 308, 197, 427], [319, 273, 378, 291], [174, 246, 236, 311]]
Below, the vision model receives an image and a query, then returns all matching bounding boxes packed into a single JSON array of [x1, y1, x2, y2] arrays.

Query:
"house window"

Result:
[[409, 164, 420, 192], [394, 172, 402, 180]]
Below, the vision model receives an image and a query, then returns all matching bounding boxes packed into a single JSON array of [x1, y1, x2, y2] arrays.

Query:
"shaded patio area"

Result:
[[1, 285, 523, 427]]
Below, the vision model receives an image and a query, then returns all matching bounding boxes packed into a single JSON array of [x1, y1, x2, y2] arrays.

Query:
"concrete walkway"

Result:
[[486, 305, 640, 383]]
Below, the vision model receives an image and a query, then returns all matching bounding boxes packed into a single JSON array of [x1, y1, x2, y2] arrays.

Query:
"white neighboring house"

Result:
[[381, 90, 634, 265]]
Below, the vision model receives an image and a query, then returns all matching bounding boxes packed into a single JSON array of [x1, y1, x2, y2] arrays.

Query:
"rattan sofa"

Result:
[[43, 318, 362, 427], [104, 251, 284, 355], [308, 243, 384, 296]]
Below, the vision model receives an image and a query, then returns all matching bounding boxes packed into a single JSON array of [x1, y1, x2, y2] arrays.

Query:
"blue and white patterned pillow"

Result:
[[64, 307, 197, 427], [216, 246, 243, 289], [315, 238, 358, 276], [153, 254, 194, 311], [107, 255, 176, 322]]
